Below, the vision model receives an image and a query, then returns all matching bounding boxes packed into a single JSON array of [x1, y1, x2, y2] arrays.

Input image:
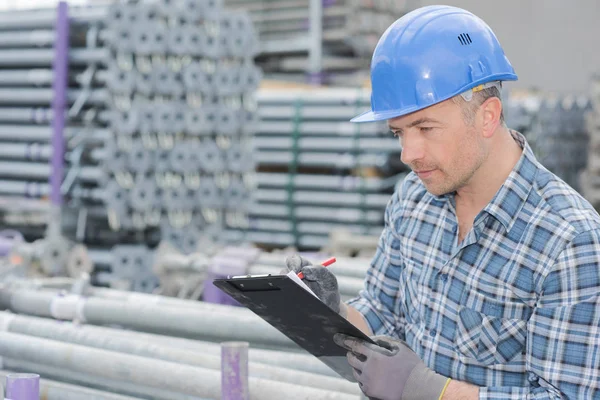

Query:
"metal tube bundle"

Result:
[[504, 93, 591, 193], [0, 311, 359, 395], [0, 330, 357, 400], [0, 371, 143, 400], [0, 1, 262, 283], [0, 292, 363, 399], [224, 0, 409, 83], [62, 242, 368, 299], [580, 75, 600, 207], [0, 3, 112, 241], [235, 87, 408, 249]]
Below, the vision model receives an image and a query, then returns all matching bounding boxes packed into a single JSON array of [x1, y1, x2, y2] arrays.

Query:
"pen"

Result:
[[297, 257, 337, 279]]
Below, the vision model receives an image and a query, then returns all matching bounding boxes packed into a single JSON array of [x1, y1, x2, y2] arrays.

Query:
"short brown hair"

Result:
[[451, 84, 505, 126]]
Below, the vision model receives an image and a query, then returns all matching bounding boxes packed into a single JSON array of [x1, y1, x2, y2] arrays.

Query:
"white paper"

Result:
[[286, 270, 319, 299]]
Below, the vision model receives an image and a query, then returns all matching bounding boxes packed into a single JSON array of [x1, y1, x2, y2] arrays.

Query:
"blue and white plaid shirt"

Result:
[[348, 131, 600, 399]]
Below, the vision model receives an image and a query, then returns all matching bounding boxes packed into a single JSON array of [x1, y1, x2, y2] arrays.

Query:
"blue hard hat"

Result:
[[351, 5, 518, 123]]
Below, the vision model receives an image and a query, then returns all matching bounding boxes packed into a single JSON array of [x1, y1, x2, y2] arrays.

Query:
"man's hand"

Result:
[[334, 334, 450, 400], [284, 254, 347, 317]]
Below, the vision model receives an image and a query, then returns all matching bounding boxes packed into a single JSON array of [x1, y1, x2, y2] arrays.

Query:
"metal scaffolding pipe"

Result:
[[0, 312, 359, 394], [256, 88, 370, 105], [250, 203, 383, 224], [253, 136, 400, 152], [255, 172, 404, 190], [0, 179, 50, 197], [13, 305, 336, 377], [0, 88, 108, 105], [254, 151, 391, 168], [254, 189, 390, 208], [0, 331, 358, 400], [0, 161, 51, 179], [0, 48, 108, 67], [0, 29, 56, 47], [0, 371, 143, 400], [0, 107, 54, 123], [255, 252, 369, 279], [3, 359, 207, 400], [0, 142, 52, 161], [0, 290, 295, 349], [257, 120, 382, 136], [0, 165, 104, 183], [0, 6, 108, 30], [0, 125, 111, 142]]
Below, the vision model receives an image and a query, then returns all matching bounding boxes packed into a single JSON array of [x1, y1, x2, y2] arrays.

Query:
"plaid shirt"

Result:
[[348, 131, 600, 399]]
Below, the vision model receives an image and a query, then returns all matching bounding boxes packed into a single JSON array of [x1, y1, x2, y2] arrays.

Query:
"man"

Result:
[[285, 5, 600, 400]]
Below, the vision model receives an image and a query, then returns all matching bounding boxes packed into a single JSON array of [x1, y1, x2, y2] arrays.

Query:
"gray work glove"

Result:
[[334, 334, 451, 400], [284, 254, 347, 318]]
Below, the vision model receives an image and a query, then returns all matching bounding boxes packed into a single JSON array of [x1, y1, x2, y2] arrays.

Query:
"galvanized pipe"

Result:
[[0, 163, 103, 183], [0, 88, 108, 105], [250, 203, 382, 224], [253, 136, 400, 152], [0, 125, 111, 142], [3, 359, 208, 400], [0, 29, 56, 47], [0, 69, 108, 87], [0, 48, 109, 67], [0, 371, 143, 400], [0, 312, 359, 394], [0, 142, 52, 161], [256, 171, 403, 191], [0, 180, 50, 197], [0, 331, 358, 400], [0, 290, 295, 349], [254, 189, 390, 208], [0, 107, 54, 123], [13, 304, 336, 377], [257, 119, 383, 136], [0, 6, 108, 30]]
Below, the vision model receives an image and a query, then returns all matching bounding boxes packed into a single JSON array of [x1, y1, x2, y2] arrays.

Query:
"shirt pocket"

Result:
[[455, 289, 531, 366]]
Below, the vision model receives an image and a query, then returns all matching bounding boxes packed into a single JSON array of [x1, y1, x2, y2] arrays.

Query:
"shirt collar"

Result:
[[482, 130, 539, 233]]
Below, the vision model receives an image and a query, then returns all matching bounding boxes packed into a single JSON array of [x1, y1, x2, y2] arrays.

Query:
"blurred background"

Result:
[[0, 1, 596, 399]]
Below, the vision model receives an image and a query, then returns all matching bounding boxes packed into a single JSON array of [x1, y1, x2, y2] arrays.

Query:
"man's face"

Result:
[[389, 98, 487, 196]]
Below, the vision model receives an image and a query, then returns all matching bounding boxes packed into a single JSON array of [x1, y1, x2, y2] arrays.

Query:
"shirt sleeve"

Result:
[[346, 189, 406, 338], [480, 229, 600, 400]]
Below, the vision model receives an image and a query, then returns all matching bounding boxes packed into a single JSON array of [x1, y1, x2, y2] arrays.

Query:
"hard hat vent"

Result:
[[457, 33, 472, 45]]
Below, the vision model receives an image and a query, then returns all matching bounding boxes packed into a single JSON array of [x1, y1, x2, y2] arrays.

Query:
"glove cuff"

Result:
[[403, 363, 450, 400]]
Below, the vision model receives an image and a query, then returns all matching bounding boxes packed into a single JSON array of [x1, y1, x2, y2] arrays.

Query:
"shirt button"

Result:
[[440, 273, 448, 282], [430, 329, 437, 337]]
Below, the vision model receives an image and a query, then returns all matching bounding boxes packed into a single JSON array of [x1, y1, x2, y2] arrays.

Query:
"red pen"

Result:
[[297, 257, 337, 279]]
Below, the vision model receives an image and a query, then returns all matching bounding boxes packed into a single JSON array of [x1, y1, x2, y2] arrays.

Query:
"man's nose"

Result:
[[399, 131, 425, 165]]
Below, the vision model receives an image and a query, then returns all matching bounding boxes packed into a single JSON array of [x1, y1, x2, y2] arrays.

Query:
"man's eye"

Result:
[[392, 131, 402, 138], [420, 127, 433, 132]]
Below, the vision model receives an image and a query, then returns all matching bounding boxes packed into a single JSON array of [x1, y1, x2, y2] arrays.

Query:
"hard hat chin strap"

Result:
[[459, 81, 502, 102]]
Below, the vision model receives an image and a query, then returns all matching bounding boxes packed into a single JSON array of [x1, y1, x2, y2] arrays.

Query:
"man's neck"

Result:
[[455, 128, 523, 213]]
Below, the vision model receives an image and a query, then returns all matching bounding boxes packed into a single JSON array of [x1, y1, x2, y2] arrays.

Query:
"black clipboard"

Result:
[[213, 274, 375, 381]]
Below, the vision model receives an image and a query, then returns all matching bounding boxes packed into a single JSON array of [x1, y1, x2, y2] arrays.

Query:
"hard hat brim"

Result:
[[350, 73, 518, 123], [350, 107, 418, 123]]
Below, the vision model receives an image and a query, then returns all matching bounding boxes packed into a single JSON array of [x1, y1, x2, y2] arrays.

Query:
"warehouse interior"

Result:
[[0, 0, 597, 399]]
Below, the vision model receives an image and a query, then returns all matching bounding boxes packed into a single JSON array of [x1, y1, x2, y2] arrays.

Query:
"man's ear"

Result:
[[480, 97, 502, 138]]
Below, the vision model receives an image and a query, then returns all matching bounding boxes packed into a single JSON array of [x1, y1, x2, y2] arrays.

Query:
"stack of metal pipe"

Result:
[[0, 1, 262, 269], [0, 4, 111, 240], [580, 75, 600, 208], [75, 0, 261, 256], [224, 0, 409, 83], [62, 240, 369, 297], [232, 87, 408, 249], [0, 279, 363, 399], [504, 92, 590, 193]]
